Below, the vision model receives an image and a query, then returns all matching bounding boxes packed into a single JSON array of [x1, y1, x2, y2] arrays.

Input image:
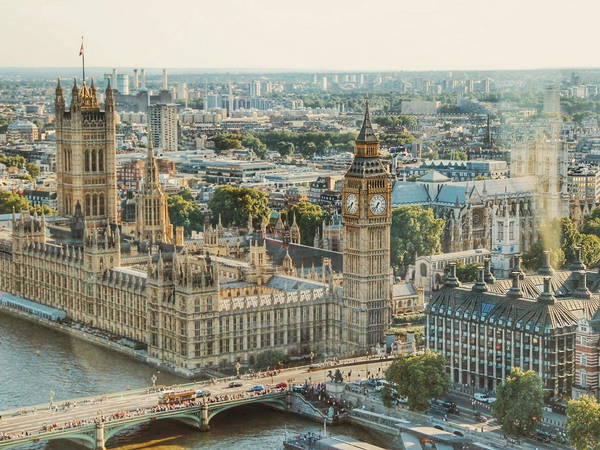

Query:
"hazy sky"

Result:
[[2, 0, 598, 71]]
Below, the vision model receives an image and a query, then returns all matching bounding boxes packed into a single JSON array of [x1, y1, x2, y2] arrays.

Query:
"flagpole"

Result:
[[80, 36, 85, 83]]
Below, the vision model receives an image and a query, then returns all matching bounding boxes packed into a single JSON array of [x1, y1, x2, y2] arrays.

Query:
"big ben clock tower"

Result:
[[341, 100, 392, 353]]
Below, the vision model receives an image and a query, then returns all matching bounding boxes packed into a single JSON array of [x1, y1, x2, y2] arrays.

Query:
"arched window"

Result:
[[98, 149, 104, 171], [206, 296, 212, 311], [84, 150, 90, 172], [98, 194, 105, 216], [92, 194, 98, 216], [91, 150, 97, 172], [85, 194, 91, 216]]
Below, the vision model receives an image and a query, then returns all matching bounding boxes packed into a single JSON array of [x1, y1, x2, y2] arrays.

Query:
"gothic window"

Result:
[[98, 149, 104, 171], [84, 150, 90, 172], [98, 194, 105, 216], [206, 296, 212, 311], [497, 221, 504, 242], [85, 194, 91, 216], [92, 194, 98, 216]]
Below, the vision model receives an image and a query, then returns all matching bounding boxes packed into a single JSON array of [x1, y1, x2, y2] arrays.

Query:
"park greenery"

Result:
[[391, 206, 445, 275], [255, 350, 287, 370], [566, 395, 600, 450], [284, 201, 329, 246], [523, 217, 600, 270], [0, 190, 55, 215], [492, 368, 544, 437], [455, 262, 480, 282], [208, 185, 270, 228], [0, 153, 41, 179], [167, 191, 204, 237], [210, 130, 356, 158], [384, 349, 449, 411]]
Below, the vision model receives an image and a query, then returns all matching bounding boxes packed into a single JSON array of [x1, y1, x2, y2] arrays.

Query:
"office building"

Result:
[[148, 103, 178, 152]]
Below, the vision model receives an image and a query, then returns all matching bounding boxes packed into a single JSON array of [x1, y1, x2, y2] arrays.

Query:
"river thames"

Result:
[[0, 313, 392, 449]]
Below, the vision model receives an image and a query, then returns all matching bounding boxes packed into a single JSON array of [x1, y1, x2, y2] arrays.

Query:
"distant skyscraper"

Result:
[[112, 68, 117, 89], [149, 104, 178, 152], [250, 80, 261, 97], [116, 74, 129, 95], [162, 69, 168, 90], [543, 85, 561, 115], [141, 69, 146, 89], [313, 73, 318, 85], [359, 73, 365, 85], [133, 69, 139, 90], [176, 82, 188, 101], [321, 76, 328, 91]]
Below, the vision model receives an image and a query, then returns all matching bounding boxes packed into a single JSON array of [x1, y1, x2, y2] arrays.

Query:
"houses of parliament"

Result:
[[0, 79, 394, 375]]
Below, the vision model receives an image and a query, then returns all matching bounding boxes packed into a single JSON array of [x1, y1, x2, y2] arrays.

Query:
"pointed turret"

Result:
[[70, 78, 79, 110], [105, 78, 115, 110], [55, 78, 65, 111], [356, 98, 377, 144]]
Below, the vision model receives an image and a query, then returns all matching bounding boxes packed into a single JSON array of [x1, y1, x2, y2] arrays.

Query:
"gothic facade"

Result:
[[0, 93, 393, 374]]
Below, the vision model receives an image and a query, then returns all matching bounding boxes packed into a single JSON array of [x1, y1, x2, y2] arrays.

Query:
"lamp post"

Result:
[[310, 351, 315, 365], [235, 361, 241, 378], [151, 373, 157, 388], [49, 391, 55, 410]]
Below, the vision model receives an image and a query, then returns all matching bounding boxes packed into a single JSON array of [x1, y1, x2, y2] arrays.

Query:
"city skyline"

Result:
[[2, 0, 600, 71]]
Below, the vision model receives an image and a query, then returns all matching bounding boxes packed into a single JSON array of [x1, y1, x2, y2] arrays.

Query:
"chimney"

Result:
[[445, 262, 460, 288], [162, 69, 168, 90], [539, 250, 554, 276], [506, 270, 523, 299], [472, 266, 488, 293], [574, 270, 592, 299], [537, 276, 556, 304], [570, 246, 587, 271], [484, 257, 496, 284], [133, 69, 139, 90]]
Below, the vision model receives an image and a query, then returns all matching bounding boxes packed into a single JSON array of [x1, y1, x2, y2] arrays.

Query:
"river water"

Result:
[[0, 313, 392, 449]]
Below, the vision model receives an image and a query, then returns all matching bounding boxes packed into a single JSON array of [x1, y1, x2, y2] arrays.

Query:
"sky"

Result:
[[1, 0, 599, 71]]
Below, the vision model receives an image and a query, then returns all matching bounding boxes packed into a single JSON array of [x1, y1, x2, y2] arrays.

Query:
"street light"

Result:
[[235, 361, 241, 378], [310, 351, 315, 364], [49, 391, 55, 409], [151, 373, 157, 388]]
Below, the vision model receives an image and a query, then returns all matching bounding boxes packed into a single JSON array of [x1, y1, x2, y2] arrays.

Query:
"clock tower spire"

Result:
[[341, 99, 392, 353]]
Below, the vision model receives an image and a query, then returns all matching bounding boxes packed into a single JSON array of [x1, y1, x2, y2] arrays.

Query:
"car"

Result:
[[228, 381, 243, 388], [533, 431, 551, 443], [473, 392, 489, 402], [275, 382, 288, 389], [292, 384, 305, 393], [196, 390, 211, 397], [433, 425, 444, 431], [475, 413, 488, 423], [453, 431, 464, 437], [249, 385, 265, 392]]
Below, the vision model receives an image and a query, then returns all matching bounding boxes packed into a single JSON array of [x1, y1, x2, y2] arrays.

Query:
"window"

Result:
[[497, 222, 504, 242]]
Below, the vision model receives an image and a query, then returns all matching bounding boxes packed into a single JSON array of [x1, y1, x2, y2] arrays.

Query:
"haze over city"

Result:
[[2, 0, 599, 71]]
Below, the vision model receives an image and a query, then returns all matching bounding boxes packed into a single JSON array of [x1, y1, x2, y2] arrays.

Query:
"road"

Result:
[[0, 357, 391, 441]]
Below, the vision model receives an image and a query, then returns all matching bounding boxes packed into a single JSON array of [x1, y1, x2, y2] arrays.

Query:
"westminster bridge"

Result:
[[0, 357, 392, 449]]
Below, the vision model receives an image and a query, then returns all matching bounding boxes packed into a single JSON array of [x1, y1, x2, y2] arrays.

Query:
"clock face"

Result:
[[370, 195, 387, 215], [345, 194, 358, 214]]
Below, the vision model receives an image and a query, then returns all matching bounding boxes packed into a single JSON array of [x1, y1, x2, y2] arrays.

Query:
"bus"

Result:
[[158, 390, 196, 405]]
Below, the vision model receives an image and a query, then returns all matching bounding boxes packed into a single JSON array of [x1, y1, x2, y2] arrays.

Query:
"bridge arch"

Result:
[[208, 397, 288, 423], [0, 432, 98, 450], [104, 413, 202, 443]]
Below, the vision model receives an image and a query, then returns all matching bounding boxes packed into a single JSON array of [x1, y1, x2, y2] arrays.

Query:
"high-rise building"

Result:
[[250, 80, 261, 97], [321, 76, 328, 91], [133, 69, 139, 90], [162, 69, 168, 90], [543, 85, 561, 115], [55, 78, 118, 224], [149, 104, 178, 152], [140, 69, 146, 89], [341, 101, 392, 351], [176, 82, 188, 101], [117, 74, 129, 95]]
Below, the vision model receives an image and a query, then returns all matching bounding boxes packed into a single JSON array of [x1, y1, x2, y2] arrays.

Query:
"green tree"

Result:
[[455, 262, 480, 282], [492, 368, 544, 437], [30, 204, 57, 216], [25, 162, 41, 179], [391, 206, 445, 274], [566, 395, 600, 450], [422, 150, 439, 159], [242, 134, 267, 159], [583, 217, 600, 238], [277, 141, 295, 157], [167, 194, 204, 236], [301, 142, 318, 158], [0, 190, 29, 214], [385, 350, 450, 411], [522, 241, 565, 270], [255, 350, 287, 370], [212, 133, 242, 152], [208, 185, 270, 227], [287, 201, 328, 246], [451, 151, 468, 161]]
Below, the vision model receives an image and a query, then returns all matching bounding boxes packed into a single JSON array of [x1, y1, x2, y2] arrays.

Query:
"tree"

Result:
[[255, 350, 287, 370], [30, 204, 57, 216], [455, 262, 480, 282], [25, 162, 41, 179], [277, 141, 295, 157], [566, 395, 600, 450], [391, 206, 445, 274], [208, 185, 270, 227], [167, 194, 204, 236], [212, 133, 242, 152], [492, 368, 544, 437], [241, 134, 267, 159], [0, 190, 29, 214], [287, 201, 328, 246], [583, 217, 600, 238], [301, 142, 318, 158], [522, 241, 565, 270], [385, 350, 450, 411], [422, 150, 439, 160]]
